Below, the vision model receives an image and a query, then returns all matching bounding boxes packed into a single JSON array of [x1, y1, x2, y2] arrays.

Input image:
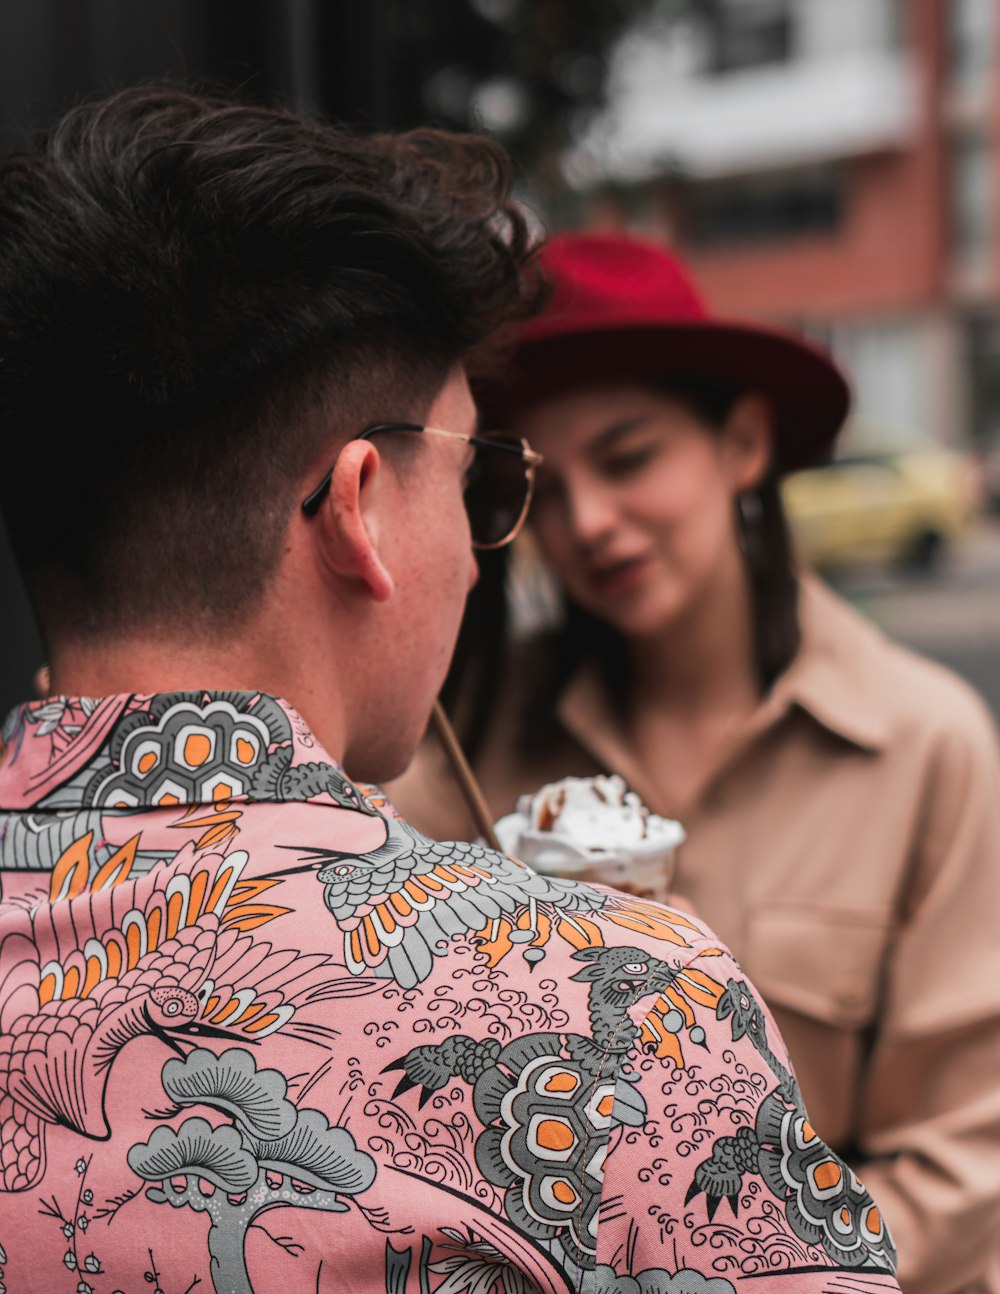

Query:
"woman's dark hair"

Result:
[[446, 378, 801, 761], [0, 82, 541, 643]]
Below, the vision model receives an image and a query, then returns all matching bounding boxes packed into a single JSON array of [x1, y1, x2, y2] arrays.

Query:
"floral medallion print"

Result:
[[0, 692, 900, 1292]]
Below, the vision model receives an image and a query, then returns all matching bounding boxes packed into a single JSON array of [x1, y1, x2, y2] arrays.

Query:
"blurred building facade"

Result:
[[566, 0, 1000, 453]]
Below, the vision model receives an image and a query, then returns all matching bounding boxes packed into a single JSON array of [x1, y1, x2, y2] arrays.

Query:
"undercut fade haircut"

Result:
[[0, 83, 539, 644]]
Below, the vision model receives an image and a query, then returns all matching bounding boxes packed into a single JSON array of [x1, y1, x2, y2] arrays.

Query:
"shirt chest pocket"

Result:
[[743, 904, 894, 1030]]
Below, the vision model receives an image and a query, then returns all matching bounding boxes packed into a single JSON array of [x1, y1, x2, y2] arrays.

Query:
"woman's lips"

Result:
[[584, 553, 653, 595]]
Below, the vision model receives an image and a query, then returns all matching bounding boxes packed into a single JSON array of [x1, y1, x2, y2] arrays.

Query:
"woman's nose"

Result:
[[566, 481, 618, 549]]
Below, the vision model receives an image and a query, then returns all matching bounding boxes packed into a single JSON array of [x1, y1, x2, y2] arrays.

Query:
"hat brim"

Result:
[[477, 321, 850, 475]]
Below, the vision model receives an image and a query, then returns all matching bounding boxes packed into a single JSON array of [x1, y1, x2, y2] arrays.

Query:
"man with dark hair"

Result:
[[0, 87, 900, 1293]]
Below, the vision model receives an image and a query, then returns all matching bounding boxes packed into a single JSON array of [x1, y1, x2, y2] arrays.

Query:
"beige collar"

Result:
[[773, 575, 891, 752]]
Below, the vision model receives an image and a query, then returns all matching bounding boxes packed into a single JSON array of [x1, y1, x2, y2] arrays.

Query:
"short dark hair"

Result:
[[0, 83, 538, 643]]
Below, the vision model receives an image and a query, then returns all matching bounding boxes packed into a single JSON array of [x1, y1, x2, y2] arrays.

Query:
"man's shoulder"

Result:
[[251, 801, 730, 1006], [0, 794, 898, 1288], [363, 830, 899, 1283]]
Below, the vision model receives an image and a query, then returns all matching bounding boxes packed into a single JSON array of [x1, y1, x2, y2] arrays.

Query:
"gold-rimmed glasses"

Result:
[[301, 421, 543, 550]]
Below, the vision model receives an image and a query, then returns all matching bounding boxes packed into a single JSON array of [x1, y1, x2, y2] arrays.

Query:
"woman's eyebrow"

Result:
[[588, 415, 656, 454]]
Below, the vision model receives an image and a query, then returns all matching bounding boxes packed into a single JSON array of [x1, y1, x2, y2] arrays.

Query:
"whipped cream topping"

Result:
[[500, 774, 684, 856]]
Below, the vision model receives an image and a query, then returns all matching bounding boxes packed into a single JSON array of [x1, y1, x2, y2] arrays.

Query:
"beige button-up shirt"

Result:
[[393, 577, 1000, 1294]]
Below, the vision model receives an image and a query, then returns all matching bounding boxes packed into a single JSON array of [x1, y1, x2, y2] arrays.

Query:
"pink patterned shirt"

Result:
[[0, 691, 900, 1293]]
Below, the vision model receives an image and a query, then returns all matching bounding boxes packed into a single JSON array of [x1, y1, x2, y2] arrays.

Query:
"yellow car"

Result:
[[782, 448, 976, 572]]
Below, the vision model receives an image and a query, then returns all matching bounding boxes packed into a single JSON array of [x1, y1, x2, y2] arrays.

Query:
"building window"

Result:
[[949, 0, 996, 88], [623, 0, 794, 84], [678, 167, 842, 249], [704, 0, 793, 74], [951, 131, 993, 270]]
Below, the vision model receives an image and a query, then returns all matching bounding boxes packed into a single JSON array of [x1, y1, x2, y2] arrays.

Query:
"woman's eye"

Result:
[[601, 445, 658, 477]]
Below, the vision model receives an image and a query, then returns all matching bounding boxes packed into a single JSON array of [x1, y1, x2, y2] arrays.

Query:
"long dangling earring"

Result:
[[738, 490, 765, 570]]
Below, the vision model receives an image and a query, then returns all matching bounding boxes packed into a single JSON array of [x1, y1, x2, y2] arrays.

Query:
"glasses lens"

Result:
[[465, 435, 530, 548]]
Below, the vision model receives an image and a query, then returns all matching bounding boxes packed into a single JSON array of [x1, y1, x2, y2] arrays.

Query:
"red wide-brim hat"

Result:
[[479, 232, 849, 475]]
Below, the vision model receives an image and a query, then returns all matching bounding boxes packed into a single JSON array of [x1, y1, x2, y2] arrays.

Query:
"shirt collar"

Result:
[[773, 574, 890, 752], [557, 574, 889, 781], [0, 689, 369, 813]]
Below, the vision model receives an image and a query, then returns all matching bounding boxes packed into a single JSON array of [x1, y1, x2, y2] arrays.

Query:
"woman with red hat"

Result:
[[392, 232, 1000, 1293]]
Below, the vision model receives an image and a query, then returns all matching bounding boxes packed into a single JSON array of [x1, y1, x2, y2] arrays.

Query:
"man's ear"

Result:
[[312, 440, 395, 603], [721, 394, 775, 494]]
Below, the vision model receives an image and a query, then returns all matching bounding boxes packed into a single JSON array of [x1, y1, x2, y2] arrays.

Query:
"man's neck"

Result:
[[48, 633, 349, 763]]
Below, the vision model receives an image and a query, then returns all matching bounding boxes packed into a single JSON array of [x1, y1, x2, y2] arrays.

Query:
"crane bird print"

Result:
[[0, 842, 372, 1191], [267, 815, 613, 990]]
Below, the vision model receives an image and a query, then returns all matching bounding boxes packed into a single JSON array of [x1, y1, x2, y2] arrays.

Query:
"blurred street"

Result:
[[831, 518, 1000, 718]]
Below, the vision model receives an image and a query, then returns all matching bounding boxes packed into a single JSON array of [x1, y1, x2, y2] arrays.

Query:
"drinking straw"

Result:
[[430, 699, 502, 850]]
